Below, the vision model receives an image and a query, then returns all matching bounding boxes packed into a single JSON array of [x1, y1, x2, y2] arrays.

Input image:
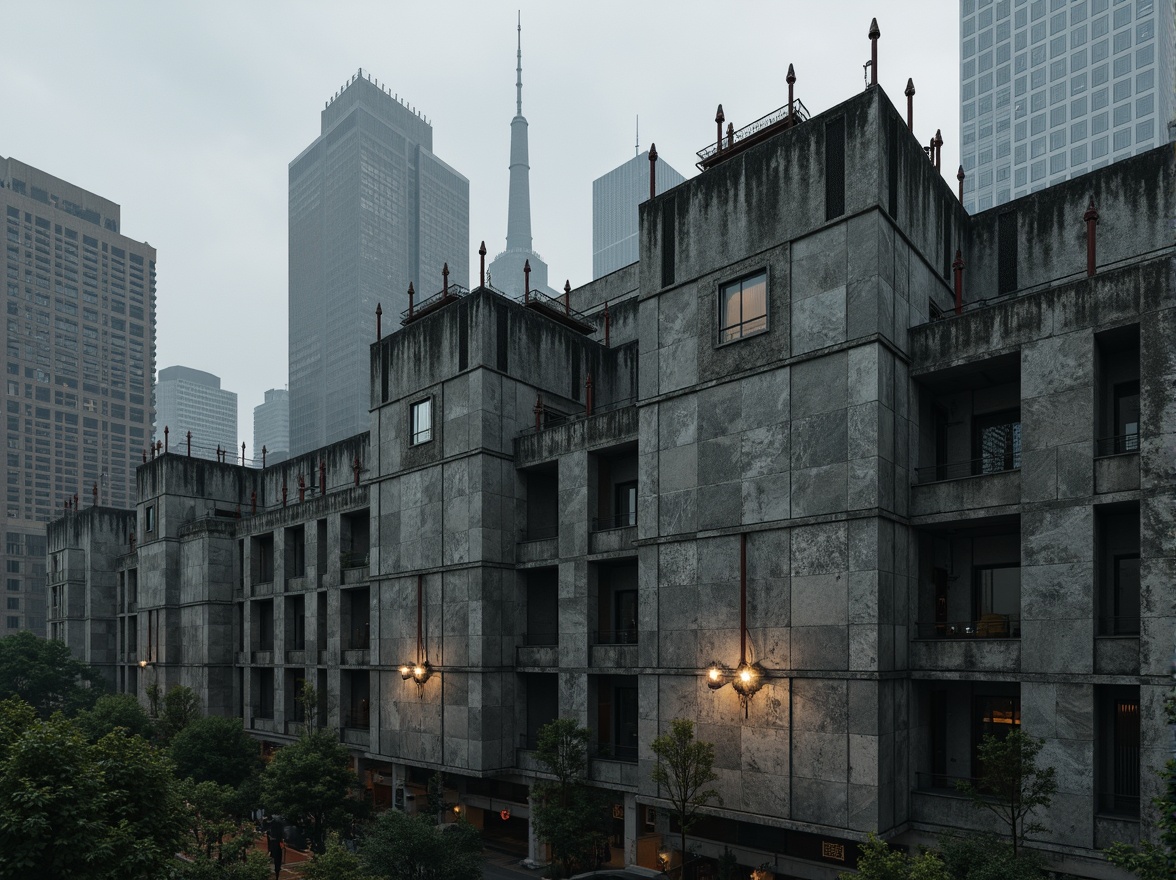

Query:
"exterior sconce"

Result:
[[138, 659, 148, 669], [399, 663, 413, 681], [412, 661, 432, 686], [732, 661, 765, 715], [657, 850, 671, 872], [706, 662, 727, 690], [452, 804, 462, 816]]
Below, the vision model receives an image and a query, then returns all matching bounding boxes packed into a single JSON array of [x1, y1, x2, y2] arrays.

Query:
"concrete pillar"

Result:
[[624, 791, 638, 866], [525, 794, 543, 866]]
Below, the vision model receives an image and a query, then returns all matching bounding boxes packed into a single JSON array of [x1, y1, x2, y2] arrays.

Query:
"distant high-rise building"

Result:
[[592, 150, 685, 278], [487, 19, 558, 299], [289, 69, 470, 455], [959, 0, 1174, 212], [253, 389, 289, 465], [154, 366, 236, 460], [1, 156, 156, 635]]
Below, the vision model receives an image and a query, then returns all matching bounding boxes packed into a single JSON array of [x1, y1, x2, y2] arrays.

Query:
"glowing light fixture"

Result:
[[704, 534, 767, 717]]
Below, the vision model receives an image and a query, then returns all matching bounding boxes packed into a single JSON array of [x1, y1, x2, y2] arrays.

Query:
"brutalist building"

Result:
[[48, 79, 1174, 880]]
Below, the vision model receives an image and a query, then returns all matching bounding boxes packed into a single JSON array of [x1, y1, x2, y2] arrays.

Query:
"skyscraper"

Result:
[[959, 0, 1174, 212], [592, 150, 685, 278], [253, 388, 289, 465], [154, 366, 237, 460], [2, 156, 156, 635], [487, 19, 558, 299], [288, 69, 469, 455]]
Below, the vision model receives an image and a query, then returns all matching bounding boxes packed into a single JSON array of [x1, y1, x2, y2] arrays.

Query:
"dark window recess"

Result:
[[972, 409, 1022, 474], [1113, 380, 1140, 453], [997, 211, 1018, 294], [887, 115, 900, 219], [495, 307, 507, 373], [824, 116, 846, 220], [459, 307, 469, 372], [614, 481, 637, 527], [660, 198, 676, 288]]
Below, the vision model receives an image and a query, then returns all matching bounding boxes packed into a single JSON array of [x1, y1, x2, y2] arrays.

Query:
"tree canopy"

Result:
[[170, 714, 261, 789], [261, 729, 358, 852], [0, 631, 100, 717], [531, 718, 610, 877], [75, 693, 154, 742], [651, 718, 721, 867], [359, 809, 482, 880]]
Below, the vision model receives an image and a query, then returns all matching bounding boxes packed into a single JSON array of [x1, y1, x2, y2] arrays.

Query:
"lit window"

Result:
[[410, 399, 432, 445], [718, 271, 767, 344]]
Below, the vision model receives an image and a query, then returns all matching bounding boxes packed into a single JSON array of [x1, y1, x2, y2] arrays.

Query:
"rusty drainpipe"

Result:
[[282, 477, 288, 507], [407, 282, 415, 319], [953, 249, 965, 315], [74, 493, 78, 509], [299, 474, 305, 504], [142, 449, 147, 463], [376, 303, 382, 340], [262, 445, 267, 468], [648, 143, 658, 201], [957, 166, 966, 203], [251, 490, 257, 515], [320, 459, 326, 494], [479, 241, 487, 288], [715, 104, 725, 153], [1084, 200, 1099, 277], [163, 425, 169, 453], [603, 300, 611, 348], [869, 18, 881, 86], [524, 260, 531, 303], [92, 482, 97, 505], [353, 457, 361, 487], [586, 373, 594, 416], [905, 78, 915, 131]]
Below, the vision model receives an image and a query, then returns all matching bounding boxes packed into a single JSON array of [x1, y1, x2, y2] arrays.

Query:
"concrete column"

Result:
[[624, 792, 638, 866], [525, 794, 543, 866]]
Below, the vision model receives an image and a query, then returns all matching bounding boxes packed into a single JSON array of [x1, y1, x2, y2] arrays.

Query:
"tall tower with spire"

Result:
[[488, 15, 557, 299]]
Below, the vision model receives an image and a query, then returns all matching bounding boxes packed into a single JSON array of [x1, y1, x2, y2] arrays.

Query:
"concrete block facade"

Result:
[[47, 84, 1174, 880]]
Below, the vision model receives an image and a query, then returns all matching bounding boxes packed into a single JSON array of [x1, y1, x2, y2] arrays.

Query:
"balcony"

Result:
[[911, 623, 1021, 674], [1094, 435, 1140, 494], [589, 515, 638, 556], [517, 529, 559, 565], [589, 630, 639, 669], [911, 464, 1020, 518], [696, 98, 810, 170], [516, 634, 559, 669]]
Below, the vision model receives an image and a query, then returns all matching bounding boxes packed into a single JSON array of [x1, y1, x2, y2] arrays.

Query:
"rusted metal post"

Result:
[[957, 165, 965, 202], [376, 302, 382, 340], [563, 280, 571, 315], [442, 262, 449, 297], [251, 490, 257, 515], [353, 456, 360, 487], [92, 482, 98, 506], [715, 104, 725, 153], [74, 493, 78, 509], [129, 531, 135, 551], [215, 444, 220, 463], [524, 260, 531, 303], [726, 123, 734, 149], [282, 478, 287, 508], [163, 425, 168, 453], [479, 241, 487, 288], [905, 78, 915, 131], [648, 143, 658, 201], [869, 18, 880, 86], [186, 431, 191, 457], [933, 129, 943, 171], [407, 282, 415, 318], [1084, 199, 1099, 277], [142, 449, 147, 463], [262, 445, 267, 468], [299, 474, 305, 503], [241, 442, 246, 467], [603, 300, 611, 348], [953, 249, 965, 315], [533, 394, 543, 432], [787, 64, 796, 122], [320, 459, 326, 493], [586, 373, 594, 416]]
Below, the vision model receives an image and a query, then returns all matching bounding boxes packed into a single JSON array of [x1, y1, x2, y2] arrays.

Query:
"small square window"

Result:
[[145, 504, 155, 533], [6, 616, 18, 629], [410, 399, 432, 445], [719, 271, 768, 344]]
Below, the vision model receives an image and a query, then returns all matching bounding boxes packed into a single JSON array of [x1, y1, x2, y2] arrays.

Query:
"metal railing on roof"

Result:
[[520, 288, 597, 334], [401, 283, 469, 325], [696, 99, 810, 169]]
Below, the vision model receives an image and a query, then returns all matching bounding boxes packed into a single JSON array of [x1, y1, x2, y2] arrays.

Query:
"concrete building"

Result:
[[288, 69, 470, 456], [48, 75, 1175, 880], [487, 19, 559, 300], [2, 156, 156, 636], [254, 388, 290, 465], [592, 151, 686, 279], [155, 366, 237, 461], [960, 0, 1175, 212]]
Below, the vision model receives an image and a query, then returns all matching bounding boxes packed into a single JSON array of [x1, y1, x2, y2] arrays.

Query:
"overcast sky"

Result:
[[1, 1, 959, 451]]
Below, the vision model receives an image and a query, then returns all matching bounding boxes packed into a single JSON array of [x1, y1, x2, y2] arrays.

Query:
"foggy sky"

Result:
[[1, 1, 960, 450]]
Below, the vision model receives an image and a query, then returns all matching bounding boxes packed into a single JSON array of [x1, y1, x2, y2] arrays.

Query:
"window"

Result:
[[6, 616, 18, 629], [1114, 380, 1140, 452], [614, 481, 637, 528], [974, 565, 1022, 636], [1098, 687, 1140, 816], [718, 271, 767, 344], [973, 693, 1021, 778], [973, 409, 1022, 474], [145, 504, 155, 533], [410, 399, 432, 445]]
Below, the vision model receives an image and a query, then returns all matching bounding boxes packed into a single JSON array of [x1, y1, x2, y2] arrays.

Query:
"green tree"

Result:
[[175, 778, 269, 880], [0, 699, 185, 880], [303, 835, 375, 880], [75, 692, 154, 742], [156, 684, 202, 743], [954, 729, 1057, 858], [170, 715, 261, 788], [0, 631, 100, 717], [531, 718, 610, 877], [359, 809, 482, 880], [842, 834, 950, 880], [261, 729, 358, 852], [937, 833, 1046, 880], [651, 718, 721, 871], [1106, 760, 1176, 879]]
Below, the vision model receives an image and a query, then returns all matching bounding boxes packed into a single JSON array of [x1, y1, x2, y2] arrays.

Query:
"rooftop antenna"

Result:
[[635, 115, 639, 158], [516, 10, 523, 116]]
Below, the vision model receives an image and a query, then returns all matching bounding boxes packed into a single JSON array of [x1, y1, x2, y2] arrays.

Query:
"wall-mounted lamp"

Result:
[[401, 575, 433, 696], [705, 535, 766, 717], [452, 804, 462, 816], [657, 850, 671, 872]]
